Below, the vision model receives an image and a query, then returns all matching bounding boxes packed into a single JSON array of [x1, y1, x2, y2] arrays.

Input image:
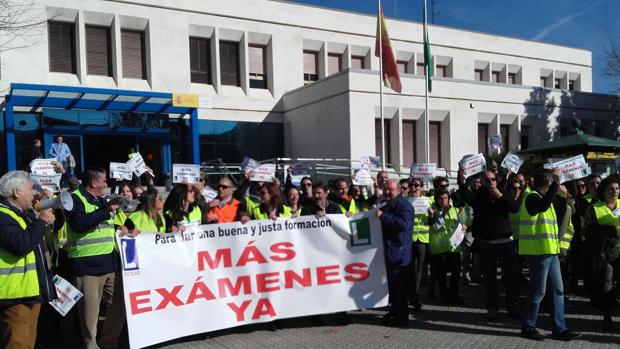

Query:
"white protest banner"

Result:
[[118, 212, 388, 349], [30, 173, 62, 193], [110, 163, 133, 181], [49, 275, 83, 316], [500, 152, 525, 173], [352, 168, 374, 186], [545, 155, 590, 183], [202, 187, 218, 203], [409, 197, 430, 215], [488, 134, 503, 150], [30, 159, 59, 176], [241, 157, 260, 172], [410, 163, 437, 181], [449, 223, 465, 250], [249, 164, 276, 182], [360, 156, 381, 170], [127, 153, 147, 177], [459, 153, 487, 179], [173, 164, 201, 184]]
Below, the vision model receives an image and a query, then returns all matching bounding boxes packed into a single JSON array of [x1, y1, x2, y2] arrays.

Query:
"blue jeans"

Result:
[[523, 254, 567, 332]]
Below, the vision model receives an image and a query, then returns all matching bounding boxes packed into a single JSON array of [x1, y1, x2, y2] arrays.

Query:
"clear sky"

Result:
[[289, 0, 620, 95]]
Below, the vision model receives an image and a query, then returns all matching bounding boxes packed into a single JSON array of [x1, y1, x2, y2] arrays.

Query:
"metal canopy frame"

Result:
[[4, 83, 200, 170]]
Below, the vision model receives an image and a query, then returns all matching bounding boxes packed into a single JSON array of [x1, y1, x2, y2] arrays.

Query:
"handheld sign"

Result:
[[126, 153, 147, 177], [241, 156, 259, 172], [449, 223, 465, 250], [360, 156, 381, 170], [202, 187, 218, 203], [49, 275, 83, 316], [544, 155, 590, 183], [352, 168, 374, 186], [30, 159, 59, 176], [172, 164, 201, 184], [110, 162, 133, 181], [409, 197, 430, 214], [459, 153, 487, 179], [488, 134, 503, 150], [410, 163, 436, 181], [284, 163, 310, 187], [30, 173, 61, 193], [249, 164, 276, 182], [500, 152, 525, 173]]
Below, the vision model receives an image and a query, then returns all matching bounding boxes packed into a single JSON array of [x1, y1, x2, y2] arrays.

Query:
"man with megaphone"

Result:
[[0, 171, 57, 349], [64, 167, 126, 349]]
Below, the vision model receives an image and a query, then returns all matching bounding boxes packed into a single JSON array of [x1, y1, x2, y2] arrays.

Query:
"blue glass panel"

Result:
[[43, 109, 79, 127]]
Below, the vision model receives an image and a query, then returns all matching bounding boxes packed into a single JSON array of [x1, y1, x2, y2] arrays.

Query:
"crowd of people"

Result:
[[1, 153, 619, 348]]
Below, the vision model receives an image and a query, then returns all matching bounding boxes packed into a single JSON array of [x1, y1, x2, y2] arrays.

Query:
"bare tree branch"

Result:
[[0, 0, 46, 53]]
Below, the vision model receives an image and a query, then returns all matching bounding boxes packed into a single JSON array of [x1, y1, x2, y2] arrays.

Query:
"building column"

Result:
[[5, 97, 16, 171], [190, 109, 200, 165]]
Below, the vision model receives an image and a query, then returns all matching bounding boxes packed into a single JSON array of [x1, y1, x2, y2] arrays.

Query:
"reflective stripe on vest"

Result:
[[0, 207, 40, 299], [66, 190, 116, 258], [517, 191, 559, 256], [128, 210, 166, 233], [429, 206, 460, 254]]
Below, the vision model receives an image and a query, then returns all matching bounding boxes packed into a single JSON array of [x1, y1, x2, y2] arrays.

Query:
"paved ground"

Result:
[[149, 281, 620, 349]]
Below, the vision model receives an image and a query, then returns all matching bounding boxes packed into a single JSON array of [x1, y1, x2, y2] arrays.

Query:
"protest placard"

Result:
[[284, 163, 310, 187], [544, 155, 590, 183], [172, 164, 201, 184], [352, 168, 374, 186], [500, 152, 525, 173], [449, 223, 465, 250], [30, 173, 62, 193], [459, 153, 486, 179], [410, 163, 437, 181], [30, 159, 59, 176], [241, 157, 260, 172], [488, 134, 503, 150], [249, 164, 276, 182], [409, 197, 431, 214], [118, 212, 388, 349], [110, 162, 133, 180], [127, 153, 147, 176], [360, 156, 381, 169], [49, 275, 83, 316], [202, 187, 218, 203]]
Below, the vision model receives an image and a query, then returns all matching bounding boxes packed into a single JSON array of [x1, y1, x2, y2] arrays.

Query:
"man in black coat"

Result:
[[377, 179, 414, 327]]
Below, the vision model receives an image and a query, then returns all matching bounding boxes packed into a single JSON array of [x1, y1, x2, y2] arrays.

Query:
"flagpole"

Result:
[[423, 0, 430, 163], [378, 0, 386, 171]]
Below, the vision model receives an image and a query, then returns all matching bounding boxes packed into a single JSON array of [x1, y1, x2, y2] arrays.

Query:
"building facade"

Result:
[[1, 0, 619, 176]]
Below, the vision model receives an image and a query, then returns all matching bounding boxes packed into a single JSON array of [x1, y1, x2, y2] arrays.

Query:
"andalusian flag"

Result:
[[375, 1, 402, 93], [423, 0, 433, 92]]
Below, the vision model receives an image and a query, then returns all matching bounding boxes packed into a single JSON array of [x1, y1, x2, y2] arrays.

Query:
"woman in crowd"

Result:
[[31, 139, 43, 162], [583, 175, 620, 330], [164, 183, 202, 231], [118, 181, 135, 200], [408, 177, 432, 311], [286, 187, 302, 218], [128, 188, 166, 233], [250, 182, 291, 220]]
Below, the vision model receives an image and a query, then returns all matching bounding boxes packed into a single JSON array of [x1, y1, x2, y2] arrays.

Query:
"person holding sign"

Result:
[[0, 171, 57, 349], [428, 189, 465, 306], [163, 184, 203, 231], [64, 167, 126, 349], [519, 170, 581, 341], [583, 176, 620, 331], [407, 177, 432, 311], [458, 168, 520, 320]]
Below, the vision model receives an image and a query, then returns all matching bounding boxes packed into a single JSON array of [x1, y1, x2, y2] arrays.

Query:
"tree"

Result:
[[0, 0, 45, 53], [605, 36, 620, 91]]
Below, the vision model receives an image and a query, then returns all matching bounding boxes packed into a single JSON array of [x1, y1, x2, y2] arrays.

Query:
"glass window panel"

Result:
[[43, 109, 79, 127]]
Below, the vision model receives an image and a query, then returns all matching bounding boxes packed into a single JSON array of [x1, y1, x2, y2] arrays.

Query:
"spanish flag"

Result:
[[375, 1, 402, 93]]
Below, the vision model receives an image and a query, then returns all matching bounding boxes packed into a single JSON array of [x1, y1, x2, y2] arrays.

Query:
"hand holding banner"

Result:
[[459, 153, 486, 179], [500, 152, 525, 173]]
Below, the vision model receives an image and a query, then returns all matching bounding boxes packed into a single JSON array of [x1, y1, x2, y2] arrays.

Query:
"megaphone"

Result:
[[35, 191, 74, 212], [104, 195, 140, 213]]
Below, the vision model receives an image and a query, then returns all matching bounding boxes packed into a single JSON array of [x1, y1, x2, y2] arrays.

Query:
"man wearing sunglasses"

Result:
[[206, 177, 249, 223], [458, 168, 520, 321]]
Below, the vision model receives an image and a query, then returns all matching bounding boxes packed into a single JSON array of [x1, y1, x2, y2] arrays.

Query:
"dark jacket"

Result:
[[0, 200, 56, 306], [524, 182, 560, 216], [380, 195, 414, 267], [66, 187, 119, 276], [459, 183, 519, 241], [301, 200, 341, 215]]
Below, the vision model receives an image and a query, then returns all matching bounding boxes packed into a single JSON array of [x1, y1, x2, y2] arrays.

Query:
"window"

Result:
[[121, 30, 146, 79], [48, 21, 76, 73], [85, 26, 112, 76], [436, 65, 447, 77], [303, 50, 318, 84], [477, 124, 488, 155], [189, 37, 211, 84], [375, 119, 391, 165], [491, 71, 500, 83], [568, 80, 575, 91], [199, 121, 283, 163], [397, 61, 408, 75], [554, 78, 561, 89], [429, 122, 441, 165], [520, 125, 529, 150], [328, 53, 342, 75], [500, 125, 510, 151], [508, 73, 516, 85], [402, 120, 416, 165], [351, 55, 365, 69], [249, 45, 267, 89], [474, 69, 483, 81], [220, 41, 240, 86], [416, 62, 426, 76], [540, 77, 547, 87]]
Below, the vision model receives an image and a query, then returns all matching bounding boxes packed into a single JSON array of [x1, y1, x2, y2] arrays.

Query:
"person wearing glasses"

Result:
[[206, 177, 249, 224], [127, 188, 166, 234], [285, 169, 314, 208], [407, 177, 432, 311], [458, 168, 520, 320]]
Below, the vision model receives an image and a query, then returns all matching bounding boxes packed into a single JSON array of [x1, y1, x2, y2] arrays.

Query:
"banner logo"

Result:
[[121, 238, 140, 271], [349, 218, 371, 246]]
